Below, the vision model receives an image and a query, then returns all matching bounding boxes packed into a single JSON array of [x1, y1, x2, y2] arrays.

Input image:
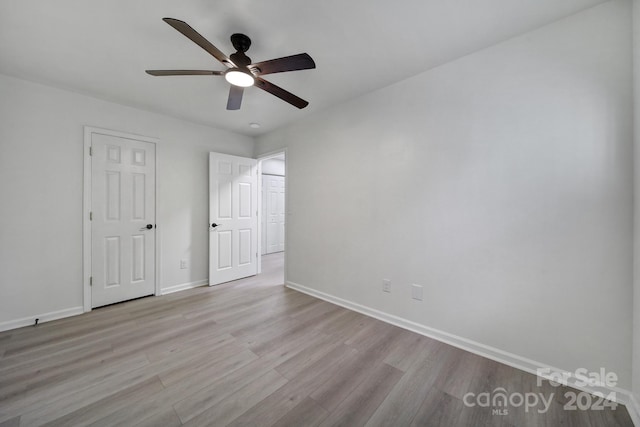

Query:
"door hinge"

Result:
[[89, 211, 93, 221], [89, 276, 93, 286], [89, 146, 92, 156]]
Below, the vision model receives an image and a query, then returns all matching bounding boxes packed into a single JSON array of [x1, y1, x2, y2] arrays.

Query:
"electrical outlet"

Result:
[[382, 279, 391, 293], [411, 284, 423, 301], [180, 259, 188, 269]]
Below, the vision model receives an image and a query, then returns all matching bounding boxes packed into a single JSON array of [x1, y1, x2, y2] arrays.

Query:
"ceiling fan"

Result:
[[146, 18, 316, 110]]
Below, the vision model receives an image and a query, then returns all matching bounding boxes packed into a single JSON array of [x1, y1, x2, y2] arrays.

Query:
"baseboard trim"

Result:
[[160, 279, 208, 295], [286, 281, 635, 413], [0, 306, 84, 332]]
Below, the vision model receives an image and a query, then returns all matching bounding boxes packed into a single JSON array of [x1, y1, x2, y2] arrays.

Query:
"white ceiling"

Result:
[[0, 0, 607, 136]]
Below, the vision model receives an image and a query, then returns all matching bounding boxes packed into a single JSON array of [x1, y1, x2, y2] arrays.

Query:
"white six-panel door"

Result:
[[209, 153, 258, 285], [263, 175, 285, 254], [91, 133, 156, 308]]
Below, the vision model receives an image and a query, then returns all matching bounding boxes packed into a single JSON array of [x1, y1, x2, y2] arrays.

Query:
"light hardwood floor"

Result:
[[0, 253, 634, 426]]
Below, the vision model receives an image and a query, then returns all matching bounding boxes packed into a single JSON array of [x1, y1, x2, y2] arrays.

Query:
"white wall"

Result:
[[633, 0, 640, 412], [257, 0, 634, 389], [262, 158, 285, 176], [0, 74, 254, 326]]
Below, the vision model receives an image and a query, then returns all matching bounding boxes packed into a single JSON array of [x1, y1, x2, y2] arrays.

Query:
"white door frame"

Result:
[[256, 148, 287, 280], [82, 126, 160, 312]]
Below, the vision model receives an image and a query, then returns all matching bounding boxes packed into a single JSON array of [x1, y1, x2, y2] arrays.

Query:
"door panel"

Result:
[[209, 153, 258, 285], [91, 132, 155, 308], [263, 175, 286, 254], [132, 235, 145, 282], [239, 229, 252, 265]]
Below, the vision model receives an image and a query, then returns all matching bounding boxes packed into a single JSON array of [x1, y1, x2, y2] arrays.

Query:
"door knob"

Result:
[[211, 223, 219, 228], [139, 224, 153, 231]]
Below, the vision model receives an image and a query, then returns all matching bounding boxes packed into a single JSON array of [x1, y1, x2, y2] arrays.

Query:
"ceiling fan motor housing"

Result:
[[230, 52, 251, 68]]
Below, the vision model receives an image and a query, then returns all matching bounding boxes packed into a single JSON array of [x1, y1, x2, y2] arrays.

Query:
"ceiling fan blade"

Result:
[[227, 85, 244, 110], [255, 77, 308, 109], [250, 53, 315, 76], [162, 18, 235, 67], [146, 70, 224, 76]]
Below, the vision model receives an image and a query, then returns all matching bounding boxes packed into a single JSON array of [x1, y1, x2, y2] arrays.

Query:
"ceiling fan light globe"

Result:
[[225, 69, 255, 87]]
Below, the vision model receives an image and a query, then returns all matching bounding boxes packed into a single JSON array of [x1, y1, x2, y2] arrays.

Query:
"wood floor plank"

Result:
[[172, 354, 277, 423], [132, 408, 182, 427], [15, 355, 152, 425], [1, 315, 137, 358], [271, 396, 329, 427], [204, 295, 313, 339], [157, 342, 250, 387], [85, 398, 162, 427], [343, 318, 398, 351], [224, 380, 316, 427], [192, 290, 299, 322], [314, 309, 364, 336], [0, 416, 20, 427], [364, 353, 440, 427], [227, 345, 362, 427], [229, 298, 318, 340], [309, 353, 393, 412], [317, 362, 404, 427], [318, 310, 371, 342], [171, 333, 346, 424], [181, 369, 288, 427], [97, 339, 253, 427], [40, 376, 165, 427], [0, 341, 113, 388], [382, 333, 438, 372], [143, 329, 235, 363], [1, 351, 150, 417], [255, 330, 334, 370], [108, 317, 216, 353], [154, 349, 258, 409], [242, 320, 324, 357], [435, 348, 497, 400], [586, 402, 635, 427], [0, 320, 136, 369], [0, 344, 151, 402], [408, 389, 487, 427]]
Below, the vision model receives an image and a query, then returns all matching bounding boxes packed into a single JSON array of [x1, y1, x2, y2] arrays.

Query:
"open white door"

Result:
[[209, 152, 258, 285]]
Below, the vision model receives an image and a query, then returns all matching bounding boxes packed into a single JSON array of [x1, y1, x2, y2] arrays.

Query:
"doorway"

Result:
[[258, 151, 286, 283]]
